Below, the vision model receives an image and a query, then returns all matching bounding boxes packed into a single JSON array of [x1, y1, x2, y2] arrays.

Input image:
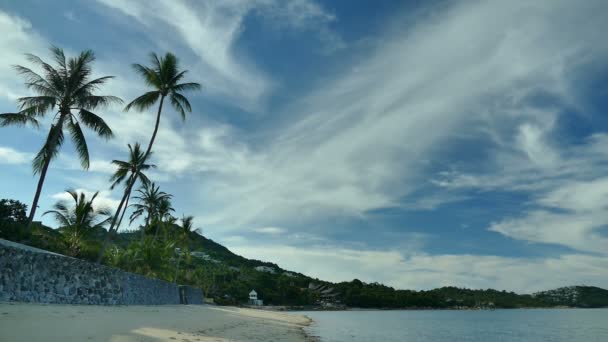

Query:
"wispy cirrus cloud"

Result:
[[94, 0, 341, 110], [185, 0, 608, 238]]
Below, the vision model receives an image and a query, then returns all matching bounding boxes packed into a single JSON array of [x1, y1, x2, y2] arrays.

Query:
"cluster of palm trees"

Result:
[[0, 46, 201, 263]]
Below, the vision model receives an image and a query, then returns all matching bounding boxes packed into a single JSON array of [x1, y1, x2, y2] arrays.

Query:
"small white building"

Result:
[[249, 289, 263, 306], [254, 266, 276, 274]]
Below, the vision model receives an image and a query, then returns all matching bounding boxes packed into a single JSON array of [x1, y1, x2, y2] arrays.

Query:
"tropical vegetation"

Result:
[[0, 47, 120, 229]]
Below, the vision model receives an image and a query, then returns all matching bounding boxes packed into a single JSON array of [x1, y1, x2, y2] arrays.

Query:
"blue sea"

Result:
[[300, 309, 608, 342]]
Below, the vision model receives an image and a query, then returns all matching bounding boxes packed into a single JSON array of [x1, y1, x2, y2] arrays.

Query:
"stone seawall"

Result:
[[0, 239, 202, 305]]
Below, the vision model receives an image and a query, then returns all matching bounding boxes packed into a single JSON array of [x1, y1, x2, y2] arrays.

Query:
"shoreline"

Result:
[[0, 302, 317, 341]]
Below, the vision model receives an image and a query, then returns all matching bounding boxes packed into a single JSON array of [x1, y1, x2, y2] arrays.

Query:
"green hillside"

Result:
[[2, 207, 607, 309], [533, 286, 608, 308]]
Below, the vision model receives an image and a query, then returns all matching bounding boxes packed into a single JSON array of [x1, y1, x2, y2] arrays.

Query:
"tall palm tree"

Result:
[[43, 190, 111, 256], [0, 47, 121, 228], [102, 52, 200, 252]]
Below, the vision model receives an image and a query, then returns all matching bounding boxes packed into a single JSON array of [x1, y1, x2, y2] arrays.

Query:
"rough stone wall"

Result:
[[181, 285, 203, 305], [0, 239, 202, 305]]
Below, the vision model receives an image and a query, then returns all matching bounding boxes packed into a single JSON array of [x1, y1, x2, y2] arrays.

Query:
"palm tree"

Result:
[[0, 47, 121, 228], [180, 214, 200, 236], [125, 52, 201, 158], [102, 52, 200, 253], [109, 143, 155, 229], [128, 182, 172, 237], [96, 143, 156, 262], [43, 190, 111, 256]]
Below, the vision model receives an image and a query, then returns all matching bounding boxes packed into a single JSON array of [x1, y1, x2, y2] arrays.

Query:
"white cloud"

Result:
[[0, 10, 47, 100], [50, 188, 120, 214], [188, 0, 608, 236], [488, 176, 608, 254], [0, 146, 31, 164], [230, 244, 608, 292], [94, 0, 340, 109], [253, 226, 286, 234]]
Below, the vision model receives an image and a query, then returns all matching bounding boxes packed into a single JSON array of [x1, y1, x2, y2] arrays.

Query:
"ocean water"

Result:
[[300, 309, 608, 342]]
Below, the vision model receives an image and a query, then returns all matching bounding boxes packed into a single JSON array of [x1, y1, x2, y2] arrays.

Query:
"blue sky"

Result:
[[1, 0, 608, 292]]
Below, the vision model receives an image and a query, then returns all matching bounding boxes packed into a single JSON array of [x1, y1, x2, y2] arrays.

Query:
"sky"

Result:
[[1, 0, 608, 293]]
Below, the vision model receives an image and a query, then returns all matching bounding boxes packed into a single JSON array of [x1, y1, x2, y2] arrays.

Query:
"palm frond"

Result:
[[132, 63, 161, 89], [77, 95, 123, 110], [23, 82, 60, 98], [13, 65, 59, 97], [159, 53, 178, 83], [74, 75, 114, 93], [17, 96, 56, 114], [109, 168, 129, 190], [0, 113, 40, 128], [49, 45, 68, 78], [170, 92, 192, 120], [32, 122, 64, 174], [172, 82, 201, 93], [66, 50, 95, 92], [77, 109, 113, 139], [24, 53, 65, 93], [67, 118, 90, 169], [42, 209, 71, 227], [169, 95, 186, 120], [124, 91, 160, 112]]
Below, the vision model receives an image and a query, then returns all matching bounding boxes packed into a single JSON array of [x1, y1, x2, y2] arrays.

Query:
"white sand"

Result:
[[0, 303, 314, 341]]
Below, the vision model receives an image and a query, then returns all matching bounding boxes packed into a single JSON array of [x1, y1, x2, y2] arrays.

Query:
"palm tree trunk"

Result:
[[116, 186, 132, 229], [25, 155, 51, 230], [143, 95, 165, 159], [141, 214, 150, 242], [153, 220, 161, 241], [26, 115, 66, 230], [96, 181, 133, 263]]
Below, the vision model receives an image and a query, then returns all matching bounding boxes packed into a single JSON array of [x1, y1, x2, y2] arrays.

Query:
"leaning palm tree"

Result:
[[43, 190, 111, 257], [178, 215, 201, 244], [96, 143, 156, 262], [101, 52, 200, 254], [109, 143, 155, 230], [0, 47, 121, 228], [125, 52, 201, 158]]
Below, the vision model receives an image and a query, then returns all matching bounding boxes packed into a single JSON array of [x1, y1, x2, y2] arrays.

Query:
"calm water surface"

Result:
[[300, 309, 608, 342]]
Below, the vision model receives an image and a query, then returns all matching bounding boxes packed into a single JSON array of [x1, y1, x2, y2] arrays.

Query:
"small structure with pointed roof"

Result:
[[249, 289, 263, 306]]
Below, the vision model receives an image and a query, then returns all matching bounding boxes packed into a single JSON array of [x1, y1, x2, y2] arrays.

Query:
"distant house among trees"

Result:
[[254, 265, 276, 274], [249, 289, 263, 306], [308, 282, 341, 306]]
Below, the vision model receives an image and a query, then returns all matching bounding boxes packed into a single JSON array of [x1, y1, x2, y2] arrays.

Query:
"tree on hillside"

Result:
[[100, 52, 200, 260], [153, 197, 175, 240], [43, 190, 111, 257], [177, 215, 201, 245], [0, 46, 121, 229], [0, 199, 28, 223]]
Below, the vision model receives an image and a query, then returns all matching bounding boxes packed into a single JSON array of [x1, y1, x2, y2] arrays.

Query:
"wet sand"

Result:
[[0, 303, 314, 341]]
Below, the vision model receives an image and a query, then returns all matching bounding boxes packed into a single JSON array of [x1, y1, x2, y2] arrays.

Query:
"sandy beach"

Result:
[[0, 303, 314, 342]]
